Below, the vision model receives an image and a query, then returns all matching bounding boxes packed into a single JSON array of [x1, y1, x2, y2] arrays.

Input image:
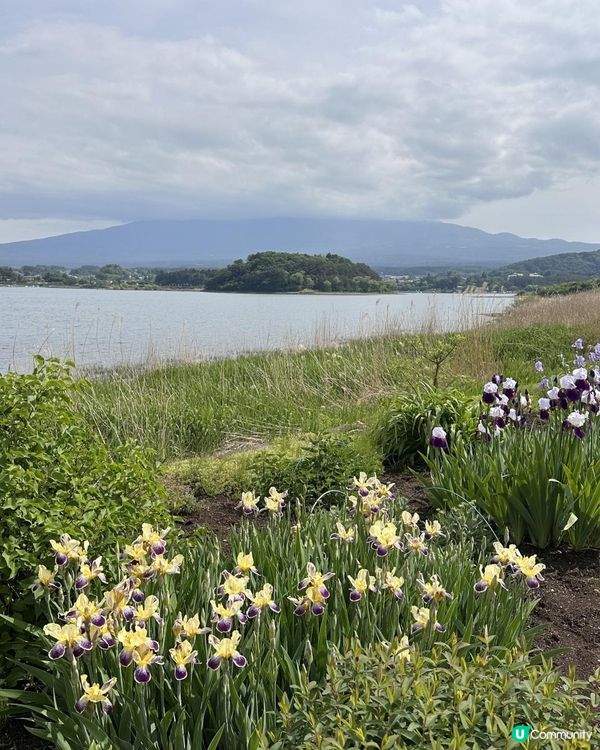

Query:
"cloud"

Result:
[[0, 0, 599, 232]]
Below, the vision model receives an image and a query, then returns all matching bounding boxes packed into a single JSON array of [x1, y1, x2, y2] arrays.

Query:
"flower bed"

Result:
[[5, 476, 541, 748]]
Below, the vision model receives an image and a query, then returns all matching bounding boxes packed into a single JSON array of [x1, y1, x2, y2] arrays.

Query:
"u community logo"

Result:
[[512, 725, 532, 742], [512, 724, 593, 744]]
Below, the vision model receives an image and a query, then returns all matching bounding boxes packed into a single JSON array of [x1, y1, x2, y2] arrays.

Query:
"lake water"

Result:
[[0, 287, 513, 372]]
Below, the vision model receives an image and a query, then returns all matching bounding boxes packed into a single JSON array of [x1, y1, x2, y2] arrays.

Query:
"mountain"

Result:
[[0, 218, 597, 270]]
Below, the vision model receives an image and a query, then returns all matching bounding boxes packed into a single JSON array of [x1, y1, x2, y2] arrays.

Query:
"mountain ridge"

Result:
[[0, 217, 597, 269]]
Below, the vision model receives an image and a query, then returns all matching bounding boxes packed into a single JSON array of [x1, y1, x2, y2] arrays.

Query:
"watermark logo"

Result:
[[511, 724, 593, 743], [512, 725, 532, 743]]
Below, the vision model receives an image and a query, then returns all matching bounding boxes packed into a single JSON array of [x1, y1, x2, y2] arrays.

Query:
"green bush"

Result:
[[273, 638, 599, 749], [0, 358, 169, 586], [248, 432, 382, 507], [0, 358, 170, 686], [374, 387, 477, 470], [424, 424, 600, 550]]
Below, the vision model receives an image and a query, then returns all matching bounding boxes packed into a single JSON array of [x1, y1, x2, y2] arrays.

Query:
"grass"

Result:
[[80, 290, 600, 460]]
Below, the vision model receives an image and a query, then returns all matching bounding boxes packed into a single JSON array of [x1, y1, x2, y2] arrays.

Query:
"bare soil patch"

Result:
[[531, 547, 600, 678]]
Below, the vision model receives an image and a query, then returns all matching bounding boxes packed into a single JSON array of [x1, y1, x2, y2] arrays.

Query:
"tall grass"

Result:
[[81, 291, 600, 460]]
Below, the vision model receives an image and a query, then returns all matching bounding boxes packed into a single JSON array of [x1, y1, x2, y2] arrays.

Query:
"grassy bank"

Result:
[[80, 290, 600, 460]]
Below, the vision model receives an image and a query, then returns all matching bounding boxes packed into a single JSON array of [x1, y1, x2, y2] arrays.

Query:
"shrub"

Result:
[[272, 638, 599, 749], [374, 387, 477, 470], [2, 482, 538, 748], [0, 358, 169, 586], [248, 433, 382, 507], [0, 358, 169, 684]]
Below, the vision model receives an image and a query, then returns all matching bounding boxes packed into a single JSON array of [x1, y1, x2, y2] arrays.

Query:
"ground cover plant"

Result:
[[272, 638, 598, 749], [2, 475, 543, 749], [424, 337, 600, 550]]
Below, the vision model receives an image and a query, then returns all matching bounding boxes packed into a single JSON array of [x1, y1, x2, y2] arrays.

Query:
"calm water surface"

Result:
[[0, 287, 513, 372]]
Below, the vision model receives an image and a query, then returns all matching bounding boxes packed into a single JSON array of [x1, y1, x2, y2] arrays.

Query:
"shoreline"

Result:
[[0, 282, 514, 296]]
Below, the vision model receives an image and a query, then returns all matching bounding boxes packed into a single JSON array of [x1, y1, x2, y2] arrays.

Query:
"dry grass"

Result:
[[498, 289, 600, 332]]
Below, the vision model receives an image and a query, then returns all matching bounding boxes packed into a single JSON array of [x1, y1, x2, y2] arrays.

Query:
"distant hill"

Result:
[[497, 248, 600, 281], [198, 251, 394, 293], [0, 218, 597, 270]]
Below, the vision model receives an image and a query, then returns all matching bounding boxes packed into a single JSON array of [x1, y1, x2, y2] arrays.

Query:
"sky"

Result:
[[1, 0, 599, 244]]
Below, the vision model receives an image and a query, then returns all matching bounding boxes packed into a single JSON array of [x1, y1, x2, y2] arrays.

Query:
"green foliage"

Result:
[[0, 357, 170, 689], [536, 277, 600, 297], [0, 358, 169, 585], [202, 251, 395, 293], [2, 492, 537, 748], [424, 424, 600, 550], [374, 386, 477, 470], [272, 638, 599, 749], [248, 433, 382, 507]]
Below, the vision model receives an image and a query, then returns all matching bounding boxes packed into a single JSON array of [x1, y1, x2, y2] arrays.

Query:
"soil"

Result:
[[530, 547, 600, 678]]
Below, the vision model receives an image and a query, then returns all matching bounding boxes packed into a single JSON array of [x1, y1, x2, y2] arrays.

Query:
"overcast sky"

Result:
[[1, 0, 599, 244]]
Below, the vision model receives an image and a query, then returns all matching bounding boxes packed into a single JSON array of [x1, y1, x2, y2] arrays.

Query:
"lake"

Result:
[[0, 287, 513, 372]]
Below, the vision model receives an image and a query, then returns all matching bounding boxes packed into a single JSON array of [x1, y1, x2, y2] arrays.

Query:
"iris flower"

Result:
[[516, 555, 546, 588], [491, 542, 522, 570], [564, 410, 588, 438], [289, 582, 330, 616], [90, 620, 117, 650], [298, 563, 334, 597], [207, 630, 247, 670], [211, 599, 247, 633], [378, 568, 405, 600], [62, 593, 106, 628], [50, 534, 88, 567], [75, 674, 117, 715], [134, 524, 171, 557], [401, 511, 420, 531], [32, 565, 60, 596], [330, 522, 356, 543], [43, 622, 92, 660], [404, 533, 428, 555], [482, 381, 498, 404], [169, 640, 198, 680], [75, 556, 108, 590], [410, 606, 445, 634], [367, 520, 403, 556], [474, 564, 506, 593], [246, 583, 281, 618], [424, 519, 443, 540], [133, 645, 164, 684], [173, 612, 210, 641], [347, 569, 377, 601], [418, 574, 452, 603], [351, 472, 375, 496], [219, 572, 249, 601], [234, 552, 259, 576], [117, 626, 158, 667], [430, 426, 448, 449], [349, 492, 382, 516], [103, 580, 134, 620], [150, 554, 183, 577], [134, 595, 161, 626], [236, 491, 260, 515], [264, 487, 287, 514]]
